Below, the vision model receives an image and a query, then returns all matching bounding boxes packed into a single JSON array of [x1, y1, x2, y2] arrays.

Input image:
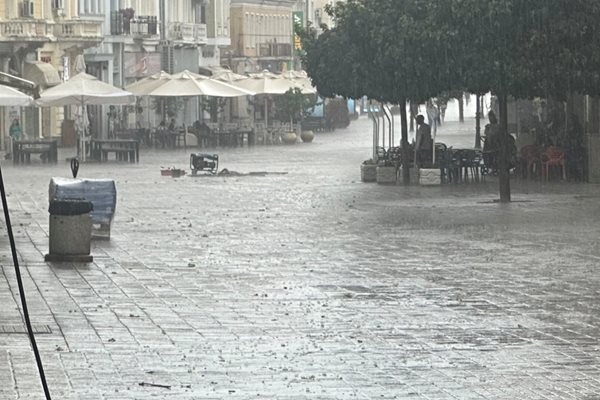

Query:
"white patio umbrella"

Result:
[[36, 72, 135, 161], [0, 85, 33, 106], [124, 71, 173, 96], [236, 70, 316, 126], [281, 70, 315, 93], [206, 69, 250, 121], [125, 71, 175, 129], [137, 70, 254, 98], [209, 69, 247, 84]]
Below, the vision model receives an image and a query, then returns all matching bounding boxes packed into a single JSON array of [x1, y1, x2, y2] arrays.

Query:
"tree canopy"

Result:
[[299, 0, 600, 200]]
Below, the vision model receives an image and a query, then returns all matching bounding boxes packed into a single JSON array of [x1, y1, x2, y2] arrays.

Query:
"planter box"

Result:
[[376, 165, 397, 184], [419, 168, 442, 185], [361, 164, 377, 182]]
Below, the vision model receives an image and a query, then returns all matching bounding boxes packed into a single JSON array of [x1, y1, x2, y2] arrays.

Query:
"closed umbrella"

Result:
[[36, 72, 135, 161]]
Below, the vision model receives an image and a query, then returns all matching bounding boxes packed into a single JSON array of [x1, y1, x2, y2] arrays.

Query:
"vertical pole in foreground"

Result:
[[400, 98, 410, 184], [475, 94, 481, 149], [498, 92, 511, 203]]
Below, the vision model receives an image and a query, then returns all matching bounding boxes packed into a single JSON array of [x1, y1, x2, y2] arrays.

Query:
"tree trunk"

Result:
[[400, 98, 410, 184], [498, 93, 511, 203], [458, 94, 464, 123], [475, 94, 481, 149]]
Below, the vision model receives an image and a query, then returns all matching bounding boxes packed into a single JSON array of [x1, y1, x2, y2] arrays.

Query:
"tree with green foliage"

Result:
[[301, 0, 600, 201], [274, 88, 318, 129], [300, 0, 450, 184], [438, 0, 600, 201]]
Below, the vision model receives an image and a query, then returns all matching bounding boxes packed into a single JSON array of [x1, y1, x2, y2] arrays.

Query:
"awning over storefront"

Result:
[[24, 61, 61, 88]]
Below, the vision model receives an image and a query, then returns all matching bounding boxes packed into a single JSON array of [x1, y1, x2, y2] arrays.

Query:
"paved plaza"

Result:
[[2, 116, 600, 399]]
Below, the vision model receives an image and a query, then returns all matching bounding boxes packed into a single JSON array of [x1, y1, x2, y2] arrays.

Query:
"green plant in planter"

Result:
[[274, 88, 317, 131]]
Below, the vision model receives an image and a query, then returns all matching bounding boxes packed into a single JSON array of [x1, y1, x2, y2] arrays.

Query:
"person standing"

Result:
[[415, 114, 433, 167], [6, 119, 22, 161], [483, 110, 500, 171], [426, 100, 438, 137], [9, 119, 22, 140]]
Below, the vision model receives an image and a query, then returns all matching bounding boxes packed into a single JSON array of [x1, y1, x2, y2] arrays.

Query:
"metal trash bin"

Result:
[[49, 177, 117, 240], [44, 199, 94, 263]]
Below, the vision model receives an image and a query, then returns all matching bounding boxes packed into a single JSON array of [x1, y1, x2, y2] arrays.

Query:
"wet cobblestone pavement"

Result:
[[2, 117, 600, 399]]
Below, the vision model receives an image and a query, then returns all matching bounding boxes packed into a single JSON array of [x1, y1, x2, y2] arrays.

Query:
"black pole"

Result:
[[400, 98, 410, 184], [475, 94, 481, 149], [498, 92, 511, 203], [0, 166, 52, 399]]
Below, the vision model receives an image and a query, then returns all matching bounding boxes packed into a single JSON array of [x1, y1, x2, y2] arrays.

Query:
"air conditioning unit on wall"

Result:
[[21, 1, 34, 17]]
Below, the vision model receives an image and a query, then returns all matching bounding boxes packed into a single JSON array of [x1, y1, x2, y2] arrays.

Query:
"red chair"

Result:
[[541, 146, 566, 181], [519, 145, 541, 179]]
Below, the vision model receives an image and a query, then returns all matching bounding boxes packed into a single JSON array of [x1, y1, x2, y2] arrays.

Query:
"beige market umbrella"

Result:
[[236, 70, 316, 125], [0, 85, 33, 106], [209, 69, 247, 84], [36, 72, 135, 161], [124, 71, 173, 96], [281, 70, 315, 93], [236, 70, 305, 95], [36, 72, 135, 107], [136, 70, 254, 98]]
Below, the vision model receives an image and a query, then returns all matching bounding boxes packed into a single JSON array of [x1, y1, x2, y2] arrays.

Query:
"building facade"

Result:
[[81, 0, 231, 138], [228, 0, 295, 74], [0, 0, 103, 148]]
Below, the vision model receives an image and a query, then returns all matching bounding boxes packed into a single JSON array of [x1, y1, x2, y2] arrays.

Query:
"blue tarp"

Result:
[[49, 177, 116, 225]]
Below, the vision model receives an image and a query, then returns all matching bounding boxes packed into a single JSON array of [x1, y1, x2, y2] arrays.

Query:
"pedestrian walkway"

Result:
[[1, 116, 600, 399]]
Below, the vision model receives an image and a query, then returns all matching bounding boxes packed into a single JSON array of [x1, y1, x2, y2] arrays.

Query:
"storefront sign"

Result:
[[293, 11, 303, 50]]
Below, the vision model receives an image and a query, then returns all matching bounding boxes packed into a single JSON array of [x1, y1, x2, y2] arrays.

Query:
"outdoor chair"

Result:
[[519, 144, 541, 179], [541, 146, 566, 181]]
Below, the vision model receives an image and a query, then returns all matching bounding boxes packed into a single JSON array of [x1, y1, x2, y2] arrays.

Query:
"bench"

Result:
[[90, 139, 139, 163], [13, 140, 58, 165], [101, 146, 136, 162]]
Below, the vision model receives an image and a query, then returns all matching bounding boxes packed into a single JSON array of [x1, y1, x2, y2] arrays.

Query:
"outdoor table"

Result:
[[116, 128, 150, 146], [217, 128, 254, 147], [13, 139, 58, 165], [90, 139, 139, 163], [152, 127, 186, 148]]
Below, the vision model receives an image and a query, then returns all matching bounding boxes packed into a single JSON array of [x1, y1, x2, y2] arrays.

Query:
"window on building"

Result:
[[251, 14, 256, 49], [245, 13, 250, 49], [78, 0, 103, 15]]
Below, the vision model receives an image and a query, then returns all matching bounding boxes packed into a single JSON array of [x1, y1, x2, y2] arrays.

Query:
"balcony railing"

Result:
[[131, 17, 158, 36], [0, 21, 50, 39], [54, 21, 102, 39], [111, 10, 158, 37], [168, 22, 207, 44], [258, 42, 292, 58]]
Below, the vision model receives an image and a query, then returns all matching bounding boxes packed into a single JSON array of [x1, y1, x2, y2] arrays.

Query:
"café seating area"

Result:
[[111, 120, 298, 150], [12, 139, 58, 165], [519, 144, 568, 181], [375, 141, 575, 184]]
